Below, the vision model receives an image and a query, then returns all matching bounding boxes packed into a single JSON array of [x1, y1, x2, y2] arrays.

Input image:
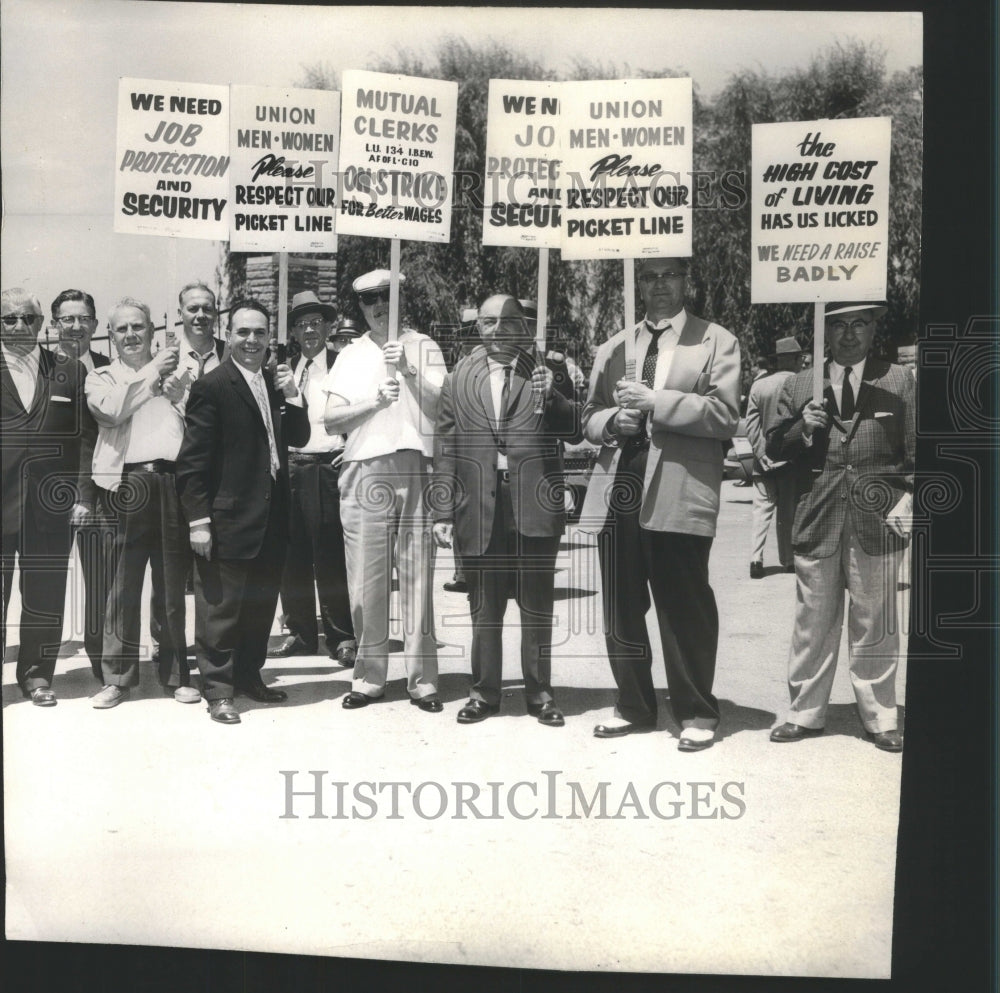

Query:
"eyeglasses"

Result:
[[54, 315, 97, 328], [293, 318, 326, 331], [1, 313, 41, 327], [639, 271, 686, 283], [828, 319, 873, 333], [359, 289, 390, 306]]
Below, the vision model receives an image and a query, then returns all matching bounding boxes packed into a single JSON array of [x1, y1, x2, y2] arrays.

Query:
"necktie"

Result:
[[299, 358, 313, 400], [841, 366, 855, 420], [250, 373, 280, 479], [497, 366, 512, 454], [642, 325, 668, 388], [191, 349, 210, 379]]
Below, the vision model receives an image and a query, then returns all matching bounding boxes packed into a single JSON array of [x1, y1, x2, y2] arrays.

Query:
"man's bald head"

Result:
[[477, 294, 530, 358]]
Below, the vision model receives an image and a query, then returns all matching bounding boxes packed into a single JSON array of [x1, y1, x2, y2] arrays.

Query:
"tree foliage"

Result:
[[222, 37, 922, 390]]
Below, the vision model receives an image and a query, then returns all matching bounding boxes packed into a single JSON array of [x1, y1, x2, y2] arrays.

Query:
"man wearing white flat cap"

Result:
[[322, 269, 446, 713], [766, 301, 915, 752]]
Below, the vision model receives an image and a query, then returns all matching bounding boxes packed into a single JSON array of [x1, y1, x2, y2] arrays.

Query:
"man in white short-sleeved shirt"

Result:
[[323, 269, 446, 713]]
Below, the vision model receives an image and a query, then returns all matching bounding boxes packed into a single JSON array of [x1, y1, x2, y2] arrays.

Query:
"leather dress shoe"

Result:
[[749, 560, 764, 579], [342, 690, 380, 709], [23, 686, 57, 707], [410, 694, 444, 713], [868, 729, 903, 752], [236, 680, 288, 703], [593, 719, 655, 738], [769, 722, 823, 742], [443, 577, 468, 593], [678, 727, 716, 752], [267, 635, 315, 658], [456, 699, 499, 724], [528, 701, 565, 727], [208, 698, 241, 724], [334, 643, 357, 667]]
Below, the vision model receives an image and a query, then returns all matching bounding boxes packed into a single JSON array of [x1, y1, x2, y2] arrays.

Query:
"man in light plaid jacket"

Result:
[[766, 302, 915, 753]]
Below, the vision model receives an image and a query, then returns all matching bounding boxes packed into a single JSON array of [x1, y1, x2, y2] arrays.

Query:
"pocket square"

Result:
[[874, 411, 893, 418], [50, 395, 72, 403]]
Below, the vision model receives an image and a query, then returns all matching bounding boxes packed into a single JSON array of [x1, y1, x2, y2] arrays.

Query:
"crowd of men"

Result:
[[1, 258, 914, 750]]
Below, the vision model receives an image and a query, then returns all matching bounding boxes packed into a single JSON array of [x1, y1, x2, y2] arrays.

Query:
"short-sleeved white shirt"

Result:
[[322, 329, 445, 462]]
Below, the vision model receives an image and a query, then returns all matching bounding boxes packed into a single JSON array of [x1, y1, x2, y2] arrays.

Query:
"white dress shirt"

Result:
[[1, 343, 41, 409], [828, 357, 867, 418], [486, 355, 514, 470], [292, 355, 344, 454]]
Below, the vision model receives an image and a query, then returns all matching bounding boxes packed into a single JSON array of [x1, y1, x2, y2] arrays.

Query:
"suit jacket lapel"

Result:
[[26, 348, 55, 417], [472, 350, 496, 424], [506, 350, 535, 415], [226, 359, 266, 431], [843, 361, 880, 442], [663, 322, 711, 393], [0, 351, 25, 416]]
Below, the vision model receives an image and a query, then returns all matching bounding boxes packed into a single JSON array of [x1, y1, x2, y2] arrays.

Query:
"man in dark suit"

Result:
[[269, 291, 357, 666], [766, 302, 915, 752], [2, 287, 97, 705], [433, 294, 580, 726], [176, 299, 309, 724], [579, 257, 741, 751], [49, 289, 113, 681]]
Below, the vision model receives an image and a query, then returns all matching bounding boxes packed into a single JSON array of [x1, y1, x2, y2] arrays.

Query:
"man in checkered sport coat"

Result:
[[766, 302, 915, 753]]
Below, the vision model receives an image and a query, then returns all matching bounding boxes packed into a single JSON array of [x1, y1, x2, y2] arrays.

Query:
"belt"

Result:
[[497, 469, 511, 482], [288, 452, 342, 465], [123, 459, 176, 474]]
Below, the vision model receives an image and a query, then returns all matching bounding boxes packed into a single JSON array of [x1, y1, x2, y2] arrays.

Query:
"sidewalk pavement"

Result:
[[3, 480, 907, 977]]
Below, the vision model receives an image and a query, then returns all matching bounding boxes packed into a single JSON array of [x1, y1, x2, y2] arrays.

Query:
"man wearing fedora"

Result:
[[269, 291, 357, 667], [745, 334, 804, 578], [766, 302, 914, 752], [323, 269, 445, 713]]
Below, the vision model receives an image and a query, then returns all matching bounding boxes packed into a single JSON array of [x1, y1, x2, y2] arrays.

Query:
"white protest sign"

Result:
[[115, 77, 229, 240], [337, 70, 457, 243], [750, 117, 891, 302], [229, 85, 340, 252], [559, 77, 692, 260], [483, 79, 561, 249]]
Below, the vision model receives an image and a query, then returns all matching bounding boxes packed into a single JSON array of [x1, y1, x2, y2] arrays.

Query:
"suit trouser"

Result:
[[463, 476, 560, 707], [101, 470, 192, 689], [786, 516, 901, 733], [75, 498, 118, 680], [278, 458, 354, 651], [339, 451, 438, 699], [2, 513, 73, 690], [193, 482, 287, 701], [597, 447, 720, 729], [750, 468, 795, 566]]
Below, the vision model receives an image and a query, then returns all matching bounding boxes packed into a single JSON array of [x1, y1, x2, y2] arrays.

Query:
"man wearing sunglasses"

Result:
[[2, 288, 97, 706], [269, 291, 357, 668], [49, 290, 112, 683], [580, 257, 741, 752], [766, 302, 914, 752], [323, 269, 445, 713]]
